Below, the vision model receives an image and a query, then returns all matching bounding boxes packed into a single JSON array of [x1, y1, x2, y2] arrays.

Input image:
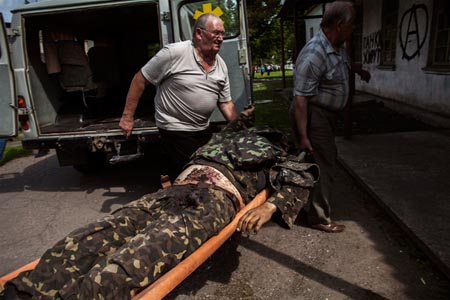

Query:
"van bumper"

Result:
[[21, 133, 160, 150], [22, 133, 160, 166]]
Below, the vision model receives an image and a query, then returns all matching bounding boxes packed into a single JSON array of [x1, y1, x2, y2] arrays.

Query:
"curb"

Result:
[[337, 156, 450, 281]]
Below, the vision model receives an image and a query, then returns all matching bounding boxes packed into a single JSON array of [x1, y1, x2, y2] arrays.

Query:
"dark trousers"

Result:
[[306, 104, 338, 225], [159, 127, 213, 179], [290, 103, 338, 225]]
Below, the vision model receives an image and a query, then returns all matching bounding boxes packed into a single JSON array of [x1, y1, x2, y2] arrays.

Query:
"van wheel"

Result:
[[73, 152, 107, 173]]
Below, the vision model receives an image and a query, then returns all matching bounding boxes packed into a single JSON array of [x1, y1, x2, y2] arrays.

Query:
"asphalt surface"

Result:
[[1, 150, 449, 299]]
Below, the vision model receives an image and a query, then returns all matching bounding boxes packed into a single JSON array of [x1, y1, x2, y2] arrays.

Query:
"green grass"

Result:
[[253, 70, 293, 80], [0, 145, 32, 166], [253, 76, 293, 136]]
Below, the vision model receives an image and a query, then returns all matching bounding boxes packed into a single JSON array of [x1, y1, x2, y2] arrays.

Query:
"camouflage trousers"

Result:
[[8, 185, 236, 300]]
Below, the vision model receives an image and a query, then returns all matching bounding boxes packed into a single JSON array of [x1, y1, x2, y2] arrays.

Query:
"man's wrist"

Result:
[[122, 112, 134, 118]]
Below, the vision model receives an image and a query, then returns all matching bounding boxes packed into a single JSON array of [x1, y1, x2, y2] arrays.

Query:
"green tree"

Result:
[[246, 0, 295, 68]]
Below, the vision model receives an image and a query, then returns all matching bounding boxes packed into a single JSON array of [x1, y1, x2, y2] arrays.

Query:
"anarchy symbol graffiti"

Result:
[[399, 4, 429, 61]]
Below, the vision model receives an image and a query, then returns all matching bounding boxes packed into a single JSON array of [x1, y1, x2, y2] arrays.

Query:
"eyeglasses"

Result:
[[199, 28, 226, 37]]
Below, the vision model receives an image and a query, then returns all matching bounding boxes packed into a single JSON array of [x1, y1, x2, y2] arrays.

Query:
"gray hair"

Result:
[[192, 13, 222, 35], [321, 1, 354, 29]]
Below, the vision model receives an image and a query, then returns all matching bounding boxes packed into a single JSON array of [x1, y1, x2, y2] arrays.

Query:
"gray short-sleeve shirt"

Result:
[[293, 29, 350, 111], [141, 40, 231, 131]]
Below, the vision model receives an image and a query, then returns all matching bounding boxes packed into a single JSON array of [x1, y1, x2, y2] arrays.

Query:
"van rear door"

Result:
[[169, 0, 252, 120], [0, 13, 17, 138]]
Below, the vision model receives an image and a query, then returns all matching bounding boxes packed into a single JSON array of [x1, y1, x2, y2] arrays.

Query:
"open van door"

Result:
[[169, 0, 252, 120], [0, 13, 17, 138]]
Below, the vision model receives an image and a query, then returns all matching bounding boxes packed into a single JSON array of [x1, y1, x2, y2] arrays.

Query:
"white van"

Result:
[[0, 0, 252, 171]]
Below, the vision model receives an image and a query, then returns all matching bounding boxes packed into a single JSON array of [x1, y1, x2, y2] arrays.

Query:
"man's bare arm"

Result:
[[218, 100, 239, 122], [293, 95, 313, 153], [351, 63, 371, 83], [119, 71, 149, 137]]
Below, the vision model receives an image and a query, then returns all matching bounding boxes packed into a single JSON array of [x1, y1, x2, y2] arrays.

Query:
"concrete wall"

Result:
[[357, 0, 450, 119], [304, 5, 322, 43]]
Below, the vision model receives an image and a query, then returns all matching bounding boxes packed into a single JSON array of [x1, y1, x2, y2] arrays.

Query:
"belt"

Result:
[[174, 165, 245, 212]]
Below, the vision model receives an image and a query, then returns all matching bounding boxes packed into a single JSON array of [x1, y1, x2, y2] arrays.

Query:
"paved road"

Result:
[[1, 151, 449, 299], [0, 150, 162, 275]]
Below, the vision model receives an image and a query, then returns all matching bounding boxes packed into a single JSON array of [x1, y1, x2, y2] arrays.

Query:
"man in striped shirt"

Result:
[[291, 1, 370, 233]]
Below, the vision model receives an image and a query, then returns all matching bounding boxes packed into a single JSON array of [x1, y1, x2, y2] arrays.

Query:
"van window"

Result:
[[178, 0, 239, 41]]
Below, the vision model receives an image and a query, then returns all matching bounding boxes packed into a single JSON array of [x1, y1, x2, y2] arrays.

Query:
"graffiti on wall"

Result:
[[399, 4, 429, 61], [363, 31, 381, 64]]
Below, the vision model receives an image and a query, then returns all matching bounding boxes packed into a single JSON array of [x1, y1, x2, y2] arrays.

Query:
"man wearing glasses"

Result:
[[120, 13, 237, 179]]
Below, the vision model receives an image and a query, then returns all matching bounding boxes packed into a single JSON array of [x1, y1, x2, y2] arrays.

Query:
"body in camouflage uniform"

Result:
[[3, 113, 319, 300]]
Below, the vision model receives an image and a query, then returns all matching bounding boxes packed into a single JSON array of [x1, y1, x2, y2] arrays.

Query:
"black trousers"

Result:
[[159, 127, 213, 179]]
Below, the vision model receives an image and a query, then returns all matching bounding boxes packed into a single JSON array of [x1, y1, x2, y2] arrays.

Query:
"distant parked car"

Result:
[[271, 64, 281, 71], [284, 63, 294, 70]]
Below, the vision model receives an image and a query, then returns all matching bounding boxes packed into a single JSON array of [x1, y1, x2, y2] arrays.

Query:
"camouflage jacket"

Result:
[[189, 114, 319, 228]]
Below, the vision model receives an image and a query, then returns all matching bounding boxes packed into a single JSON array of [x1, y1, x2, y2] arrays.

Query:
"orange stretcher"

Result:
[[0, 189, 270, 300]]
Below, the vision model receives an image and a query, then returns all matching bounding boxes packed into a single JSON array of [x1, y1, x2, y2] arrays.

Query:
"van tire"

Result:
[[73, 152, 107, 173]]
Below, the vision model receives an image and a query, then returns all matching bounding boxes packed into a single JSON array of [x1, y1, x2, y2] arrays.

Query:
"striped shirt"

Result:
[[293, 29, 350, 111]]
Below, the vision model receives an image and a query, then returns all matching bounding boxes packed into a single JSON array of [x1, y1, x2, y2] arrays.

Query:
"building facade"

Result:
[[356, 0, 449, 124], [283, 0, 449, 126]]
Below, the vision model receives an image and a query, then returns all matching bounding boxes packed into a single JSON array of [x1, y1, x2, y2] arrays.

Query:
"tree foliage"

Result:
[[246, 0, 295, 67]]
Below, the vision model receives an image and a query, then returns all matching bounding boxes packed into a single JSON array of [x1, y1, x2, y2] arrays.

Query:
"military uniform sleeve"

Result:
[[267, 186, 310, 228], [267, 160, 320, 228]]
